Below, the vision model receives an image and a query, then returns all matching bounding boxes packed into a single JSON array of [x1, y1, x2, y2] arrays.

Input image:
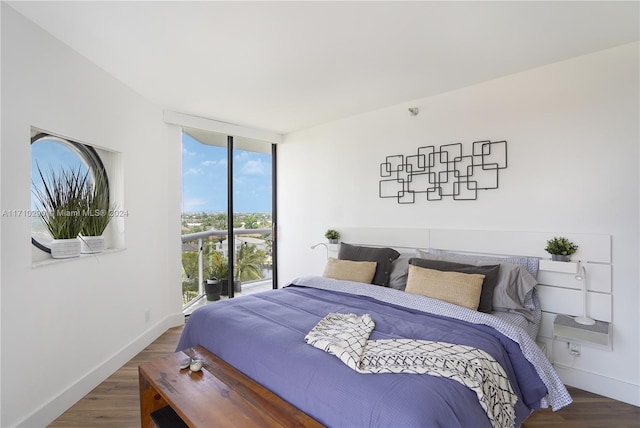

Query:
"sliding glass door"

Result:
[[181, 128, 276, 308]]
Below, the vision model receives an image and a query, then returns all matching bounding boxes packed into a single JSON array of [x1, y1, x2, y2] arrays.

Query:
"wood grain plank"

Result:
[[138, 346, 321, 428]]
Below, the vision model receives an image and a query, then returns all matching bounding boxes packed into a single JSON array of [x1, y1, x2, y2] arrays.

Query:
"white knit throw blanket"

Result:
[[305, 313, 517, 428]]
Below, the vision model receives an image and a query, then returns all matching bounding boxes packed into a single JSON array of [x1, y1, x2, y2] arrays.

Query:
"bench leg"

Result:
[[139, 368, 169, 428]]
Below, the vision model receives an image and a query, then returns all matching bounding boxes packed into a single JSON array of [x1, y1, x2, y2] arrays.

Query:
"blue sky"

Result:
[[31, 138, 89, 208], [31, 138, 88, 179], [181, 133, 272, 214]]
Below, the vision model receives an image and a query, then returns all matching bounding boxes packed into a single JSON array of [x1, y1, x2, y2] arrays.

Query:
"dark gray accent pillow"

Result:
[[408, 258, 500, 313], [338, 243, 400, 287]]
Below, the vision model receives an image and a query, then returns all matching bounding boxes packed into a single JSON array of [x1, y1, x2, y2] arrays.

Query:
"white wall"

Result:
[[2, 3, 636, 423], [1, 5, 183, 427], [278, 43, 639, 405]]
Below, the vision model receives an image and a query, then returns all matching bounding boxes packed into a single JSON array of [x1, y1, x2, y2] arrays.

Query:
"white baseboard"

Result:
[[16, 312, 185, 428], [555, 364, 640, 407], [165, 311, 186, 328]]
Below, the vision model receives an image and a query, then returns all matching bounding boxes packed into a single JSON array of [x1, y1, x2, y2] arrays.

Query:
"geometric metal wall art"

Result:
[[379, 140, 507, 204]]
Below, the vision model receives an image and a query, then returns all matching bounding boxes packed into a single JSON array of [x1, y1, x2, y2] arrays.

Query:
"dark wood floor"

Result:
[[50, 325, 640, 427], [49, 326, 184, 428]]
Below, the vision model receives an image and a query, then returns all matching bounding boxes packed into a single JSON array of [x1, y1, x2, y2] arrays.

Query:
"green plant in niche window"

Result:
[[81, 173, 112, 236], [32, 165, 89, 240]]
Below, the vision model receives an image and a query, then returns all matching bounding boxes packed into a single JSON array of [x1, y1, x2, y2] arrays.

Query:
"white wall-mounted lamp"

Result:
[[310, 243, 329, 258], [574, 263, 595, 325]]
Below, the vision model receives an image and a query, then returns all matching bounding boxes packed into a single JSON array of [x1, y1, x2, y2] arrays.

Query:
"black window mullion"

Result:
[[271, 143, 278, 289], [227, 135, 235, 298]]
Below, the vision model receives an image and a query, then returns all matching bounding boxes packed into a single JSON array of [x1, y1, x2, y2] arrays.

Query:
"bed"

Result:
[[176, 243, 572, 428]]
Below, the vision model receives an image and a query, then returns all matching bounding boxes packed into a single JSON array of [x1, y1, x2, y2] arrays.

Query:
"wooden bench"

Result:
[[139, 345, 323, 427]]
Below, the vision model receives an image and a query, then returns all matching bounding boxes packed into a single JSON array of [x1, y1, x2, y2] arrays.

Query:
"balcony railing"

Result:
[[181, 228, 273, 309]]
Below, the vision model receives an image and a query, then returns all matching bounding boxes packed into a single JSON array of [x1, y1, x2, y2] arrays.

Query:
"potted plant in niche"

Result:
[[545, 236, 578, 261], [325, 229, 340, 244], [32, 165, 89, 258], [79, 172, 112, 254]]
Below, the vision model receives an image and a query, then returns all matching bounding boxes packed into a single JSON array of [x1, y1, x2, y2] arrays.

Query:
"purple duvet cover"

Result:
[[177, 277, 571, 428]]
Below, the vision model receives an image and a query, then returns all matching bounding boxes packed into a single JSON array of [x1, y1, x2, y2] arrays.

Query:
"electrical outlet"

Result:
[[144, 309, 151, 322], [568, 342, 581, 357]]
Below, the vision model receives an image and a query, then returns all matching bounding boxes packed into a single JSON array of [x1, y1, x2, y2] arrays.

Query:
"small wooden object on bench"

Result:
[[139, 345, 323, 428]]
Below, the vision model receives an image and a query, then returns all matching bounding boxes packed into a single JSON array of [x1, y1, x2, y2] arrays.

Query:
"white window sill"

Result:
[[32, 248, 126, 268]]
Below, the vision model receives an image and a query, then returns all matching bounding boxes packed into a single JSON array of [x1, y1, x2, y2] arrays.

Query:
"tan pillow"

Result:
[[405, 265, 485, 310], [323, 257, 377, 284]]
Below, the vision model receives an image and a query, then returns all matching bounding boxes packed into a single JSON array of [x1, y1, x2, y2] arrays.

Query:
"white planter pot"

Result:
[[50, 238, 81, 259], [80, 235, 106, 254]]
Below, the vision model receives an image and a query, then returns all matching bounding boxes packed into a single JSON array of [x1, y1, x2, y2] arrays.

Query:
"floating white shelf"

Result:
[[539, 259, 578, 274], [553, 314, 611, 349]]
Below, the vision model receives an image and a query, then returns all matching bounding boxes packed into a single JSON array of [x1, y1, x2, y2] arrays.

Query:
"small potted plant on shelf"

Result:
[[32, 165, 89, 258], [325, 229, 340, 244], [545, 236, 578, 261]]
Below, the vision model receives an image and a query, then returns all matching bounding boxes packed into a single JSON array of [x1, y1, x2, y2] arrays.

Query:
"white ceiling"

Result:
[[7, 1, 640, 135]]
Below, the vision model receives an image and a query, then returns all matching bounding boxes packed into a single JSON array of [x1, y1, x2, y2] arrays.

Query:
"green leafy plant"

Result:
[[182, 251, 199, 282], [81, 172, 112, 236], [207, 244, 266, 282], [208, 251, 229, 280], [545, 237, 578, 255], [325, 229, 340, 240], [235, 243, 266, 282], [32, 165, 89, 239]]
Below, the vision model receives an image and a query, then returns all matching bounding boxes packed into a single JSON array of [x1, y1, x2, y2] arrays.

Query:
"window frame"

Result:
[[30, 132, 110, 253]]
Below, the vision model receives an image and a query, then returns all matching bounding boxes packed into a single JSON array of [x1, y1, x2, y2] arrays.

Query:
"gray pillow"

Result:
[[416, 249, 538, 314], [338, 243, 400, 287], [425, 248, 539, 278], [408, 258, 500, 313], [388, 253, 415, 290]]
